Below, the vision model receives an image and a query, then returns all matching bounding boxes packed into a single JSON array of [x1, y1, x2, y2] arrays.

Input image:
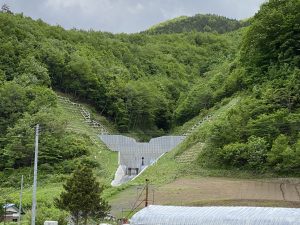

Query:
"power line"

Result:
[[126, 179, 153, 219]]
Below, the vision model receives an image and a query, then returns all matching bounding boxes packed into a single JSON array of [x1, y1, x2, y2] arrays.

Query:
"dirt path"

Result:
[[109, 177, 300, 217]]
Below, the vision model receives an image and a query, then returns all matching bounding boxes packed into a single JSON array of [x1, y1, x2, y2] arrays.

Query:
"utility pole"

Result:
[[4, 199, 7, 225], [145, 179, 149, 207], [18, 175, 23, 225], [152, 189, 155, 205], [31, 124, 39, 225]]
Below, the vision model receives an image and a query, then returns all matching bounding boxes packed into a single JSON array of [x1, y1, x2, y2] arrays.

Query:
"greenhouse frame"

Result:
[[130, 205, 300, 225]]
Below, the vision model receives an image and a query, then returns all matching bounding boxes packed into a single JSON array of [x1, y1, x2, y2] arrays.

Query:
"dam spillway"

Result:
[[99, 135, 185, 186]]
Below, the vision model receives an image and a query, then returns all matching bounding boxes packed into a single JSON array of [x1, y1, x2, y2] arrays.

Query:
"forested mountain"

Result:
[[0, 0, 299, 223], [0, 11, 238, 136], [0, 5, 241, 193], [145, 14, 247, 34], [181, 0, 300, 174], [0, 0, 299, 186]]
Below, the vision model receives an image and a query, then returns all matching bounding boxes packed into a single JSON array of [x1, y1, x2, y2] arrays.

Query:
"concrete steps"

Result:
[[183, 115, 212, 136], [182, 98, 241, 137], [175, 142, 204, 164], [57, 96, 109, 135]]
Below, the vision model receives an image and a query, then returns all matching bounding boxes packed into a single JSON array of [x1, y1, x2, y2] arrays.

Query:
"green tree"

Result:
[[241, 0, 300, 80], [55, 166, 110, 225], [0, 201, 4, 222], [23, 202, 68, 225], [15, 56, 51, 87], [0, 69, 5, 84], [0, 82, 29, 135], [267, 134, 290, 171], [218, 136, 268, 170], [246, 136, 268, 170], [268, 134, 300, 173], [174, 83, 213, 124]]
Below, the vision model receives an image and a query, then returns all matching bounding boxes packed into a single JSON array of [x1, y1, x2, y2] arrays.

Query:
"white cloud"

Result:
[[127, 3, 144, 14], [0, 0, 266, 33]]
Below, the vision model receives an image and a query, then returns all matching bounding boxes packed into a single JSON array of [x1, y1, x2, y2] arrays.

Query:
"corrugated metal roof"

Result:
[[3, 203, 16, 209], [130, 205, 300, 225]]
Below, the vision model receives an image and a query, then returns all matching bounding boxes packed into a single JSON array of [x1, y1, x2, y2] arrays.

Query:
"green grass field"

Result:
[[0, 94, 119, 224]]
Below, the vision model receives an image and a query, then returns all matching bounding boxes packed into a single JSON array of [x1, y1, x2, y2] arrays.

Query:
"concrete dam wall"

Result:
[[99, 135, 185, 186]]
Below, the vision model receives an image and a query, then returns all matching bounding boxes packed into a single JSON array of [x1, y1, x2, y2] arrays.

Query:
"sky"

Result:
[[1, 0, 266, 33]]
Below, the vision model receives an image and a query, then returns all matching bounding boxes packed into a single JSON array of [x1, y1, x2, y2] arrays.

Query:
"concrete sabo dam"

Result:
[[58, 96, 187, 186], [100, 135, 185, 186]]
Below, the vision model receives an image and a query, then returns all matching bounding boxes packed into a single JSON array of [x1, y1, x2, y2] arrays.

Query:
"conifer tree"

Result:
[[55, 165, 110, 225]]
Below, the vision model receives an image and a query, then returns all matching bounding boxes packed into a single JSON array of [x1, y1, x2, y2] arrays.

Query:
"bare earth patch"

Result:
[[109, 177, 300, 217]]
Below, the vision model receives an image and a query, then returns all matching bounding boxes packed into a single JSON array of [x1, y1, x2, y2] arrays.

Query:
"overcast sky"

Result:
[[1, 0, 266, 33]]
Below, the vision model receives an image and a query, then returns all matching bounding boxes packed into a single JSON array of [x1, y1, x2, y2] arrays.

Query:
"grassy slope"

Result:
[[119, 95, 299, 188], [129, 96, 244, 185], [0, 93, 118, 216], [108, 97, 253, 214], [56, 92, 118, 183], [108, 96, 300, 216]]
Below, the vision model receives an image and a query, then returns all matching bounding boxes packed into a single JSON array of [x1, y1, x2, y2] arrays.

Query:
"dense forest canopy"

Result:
[[0, 11, 239, 135], [145, 14, 248, 34], [197, 0, 300, 174], [0, 0, 299, 177]]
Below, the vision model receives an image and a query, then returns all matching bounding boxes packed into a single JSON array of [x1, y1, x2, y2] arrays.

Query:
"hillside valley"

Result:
[[0, 0, 300, 224]]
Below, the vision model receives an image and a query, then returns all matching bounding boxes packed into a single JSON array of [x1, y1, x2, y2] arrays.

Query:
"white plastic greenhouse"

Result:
[[130, 205, 300, 225]]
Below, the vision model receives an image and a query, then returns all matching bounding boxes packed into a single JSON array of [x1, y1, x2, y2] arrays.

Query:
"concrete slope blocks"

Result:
[[99, 135, 185, 186]]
